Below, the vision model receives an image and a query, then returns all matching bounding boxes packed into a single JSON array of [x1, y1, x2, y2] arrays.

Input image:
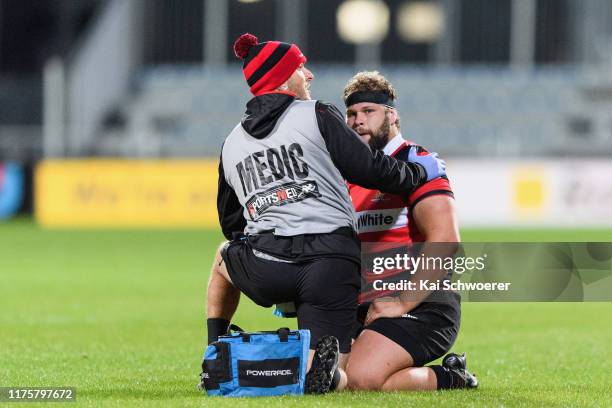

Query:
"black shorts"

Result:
[[355, 291, 461, 366], [221, 239, 360, 353]]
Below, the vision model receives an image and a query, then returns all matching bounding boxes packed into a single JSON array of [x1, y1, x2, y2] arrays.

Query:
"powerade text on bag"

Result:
[[200, 327, 310, 397]]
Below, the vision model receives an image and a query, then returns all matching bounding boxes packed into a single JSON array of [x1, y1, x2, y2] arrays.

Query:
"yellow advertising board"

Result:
[[512, 167, 546, 214], [35, 160, 219, 228]]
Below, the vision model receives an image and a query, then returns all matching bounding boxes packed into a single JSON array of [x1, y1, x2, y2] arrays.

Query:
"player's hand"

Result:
[[408, 148, 446, 182], [364, 298, 415, 325]]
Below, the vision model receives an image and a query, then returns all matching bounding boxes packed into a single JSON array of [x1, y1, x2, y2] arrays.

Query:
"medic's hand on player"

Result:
[[364, 297, 417, 325], [408, 149, 446, 182]]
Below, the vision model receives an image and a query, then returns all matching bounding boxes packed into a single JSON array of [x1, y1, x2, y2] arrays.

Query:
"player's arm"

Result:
[[413, 194, 460, 243], [397, 195, 460, 309], [217, 157, 246, 241], [315, 101, 443, 194]]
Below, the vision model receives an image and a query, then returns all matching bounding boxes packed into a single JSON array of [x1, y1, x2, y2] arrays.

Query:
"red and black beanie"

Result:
[[233, 33, 307, 96]]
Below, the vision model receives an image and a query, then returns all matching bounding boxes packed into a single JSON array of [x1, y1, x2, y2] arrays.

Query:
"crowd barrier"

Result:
[[34, 159, 612, 228]]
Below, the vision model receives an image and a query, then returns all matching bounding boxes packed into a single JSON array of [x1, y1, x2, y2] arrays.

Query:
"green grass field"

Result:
[[1, 219, 611, 407]]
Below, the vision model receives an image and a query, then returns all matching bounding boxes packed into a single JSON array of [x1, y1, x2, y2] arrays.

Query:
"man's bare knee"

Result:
[[346, 365, 386, 390], [380, 379, 398, 392]]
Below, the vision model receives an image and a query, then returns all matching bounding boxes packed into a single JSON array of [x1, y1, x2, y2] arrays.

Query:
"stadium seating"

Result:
[[93, 65, 612, 158]]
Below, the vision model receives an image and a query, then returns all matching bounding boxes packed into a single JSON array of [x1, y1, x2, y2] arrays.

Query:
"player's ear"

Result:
[[386, 108, 398, 125]]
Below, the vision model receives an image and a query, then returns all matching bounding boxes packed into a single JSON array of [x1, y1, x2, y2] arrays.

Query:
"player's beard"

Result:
[[368, 114, 392, 151]]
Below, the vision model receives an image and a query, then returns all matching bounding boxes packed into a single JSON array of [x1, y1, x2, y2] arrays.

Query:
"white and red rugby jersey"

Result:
[[348, 134, 454, 244], [351, 135, 454, 302]]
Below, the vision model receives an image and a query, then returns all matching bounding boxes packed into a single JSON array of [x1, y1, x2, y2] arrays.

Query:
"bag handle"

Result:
[[227, 324, 245, 333], [225, 326, 297, 342], [225, 324, 250, 342], [277, 327, 290, 342]]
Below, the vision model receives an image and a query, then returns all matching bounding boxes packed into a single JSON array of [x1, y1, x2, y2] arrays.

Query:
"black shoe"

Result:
[[305, 335, 340, 394], [442, 353, 478, 389]]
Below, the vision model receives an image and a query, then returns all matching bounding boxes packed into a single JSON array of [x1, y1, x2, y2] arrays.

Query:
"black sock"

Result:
[[207, 318, 229, 344], [430, 365, 452, 390], [329, 368, 341, 391]]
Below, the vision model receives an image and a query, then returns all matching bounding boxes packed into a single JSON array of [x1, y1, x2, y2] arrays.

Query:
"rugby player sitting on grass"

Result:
[[342, 71, 478, 391]]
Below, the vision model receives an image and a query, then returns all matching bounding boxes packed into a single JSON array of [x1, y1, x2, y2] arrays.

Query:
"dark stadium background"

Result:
[[3, 0, 611, 227]]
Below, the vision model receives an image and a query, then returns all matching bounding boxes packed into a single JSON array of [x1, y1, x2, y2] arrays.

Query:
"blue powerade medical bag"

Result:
[[199, 327, 310, 397]]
